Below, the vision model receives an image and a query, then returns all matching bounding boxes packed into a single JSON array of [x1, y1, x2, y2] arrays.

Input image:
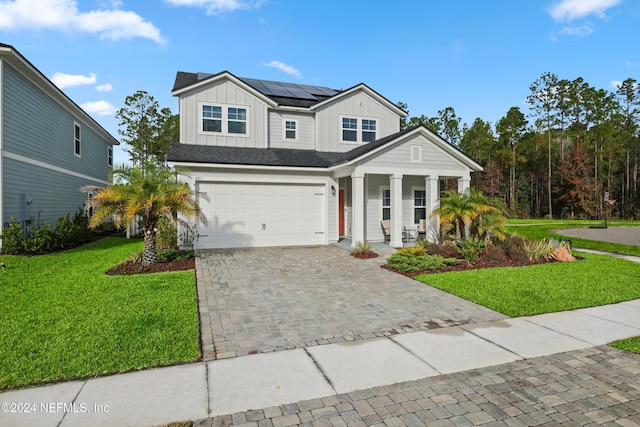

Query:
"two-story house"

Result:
[[0, 43, 119, 237], [167, 70, 481, 249]]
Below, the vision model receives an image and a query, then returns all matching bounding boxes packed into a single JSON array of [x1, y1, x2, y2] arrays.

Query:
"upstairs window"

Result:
[[201, 103, 249, 136], [227, 107, 247, 134], [74, 123, 81, 157], [342, 118, 358, 142], [108, 147, 113, 166], [284, 120, 297, 140], [202, 105, 222, 132], [341, 116, 378, 143], [362, 119, 377, 142]]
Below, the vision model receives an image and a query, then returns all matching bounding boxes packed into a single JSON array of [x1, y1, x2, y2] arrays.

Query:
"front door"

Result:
[[338, 189, 345, 236]]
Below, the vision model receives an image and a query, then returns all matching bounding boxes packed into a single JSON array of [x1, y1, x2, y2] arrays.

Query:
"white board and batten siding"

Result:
[[179, 79, 269, 148], [268, 111, 315, 150], [315, 91, 400, 153]]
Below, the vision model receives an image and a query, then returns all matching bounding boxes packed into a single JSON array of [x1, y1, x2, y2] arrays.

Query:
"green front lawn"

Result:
[[417, 251, 640, 317], [0, 237, 199, 390], [610, 337, 640, 353]]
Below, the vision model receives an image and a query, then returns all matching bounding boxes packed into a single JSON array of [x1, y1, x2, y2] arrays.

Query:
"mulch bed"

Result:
[[105, 258, 195, 275], [383, 257, 567, 278], [351, 250, 379, 259]]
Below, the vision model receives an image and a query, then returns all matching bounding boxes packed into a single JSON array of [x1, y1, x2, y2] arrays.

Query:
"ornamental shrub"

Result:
[[387, 252, 457, 273]]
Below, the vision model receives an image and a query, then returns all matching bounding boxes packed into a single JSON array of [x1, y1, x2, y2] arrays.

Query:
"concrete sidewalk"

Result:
[[2, 299, 639, 427]]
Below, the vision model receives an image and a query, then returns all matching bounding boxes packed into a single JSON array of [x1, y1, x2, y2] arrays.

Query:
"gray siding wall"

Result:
[[316, 91, 401, 153], [179, 79, 268, 148], [268, 110, 315, 150], [2, 157, 104, 227], [2, 63, 112, 181], [363, 134, 466, 172], [2, 62, 113, 230]]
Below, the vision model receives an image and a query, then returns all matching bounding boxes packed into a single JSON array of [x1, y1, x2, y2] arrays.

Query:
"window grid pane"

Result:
[[228, 107, 246, 121], [203, 105, 222, 118], [342, 117, 357, 129]]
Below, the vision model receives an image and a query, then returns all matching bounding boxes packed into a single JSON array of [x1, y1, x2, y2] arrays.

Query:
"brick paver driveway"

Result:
[[196, 245, 507, 360]]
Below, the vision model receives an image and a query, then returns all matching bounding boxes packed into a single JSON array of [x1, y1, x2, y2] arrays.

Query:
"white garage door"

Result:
[[197, 182, 326, 249]]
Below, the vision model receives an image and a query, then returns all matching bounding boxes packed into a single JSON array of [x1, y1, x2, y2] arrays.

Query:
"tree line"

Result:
[[400, 72, 640, 220]]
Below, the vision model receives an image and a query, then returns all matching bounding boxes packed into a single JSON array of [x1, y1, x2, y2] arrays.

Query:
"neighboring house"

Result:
[[167, 70, 481, 249], [0, 43, 119, 236]]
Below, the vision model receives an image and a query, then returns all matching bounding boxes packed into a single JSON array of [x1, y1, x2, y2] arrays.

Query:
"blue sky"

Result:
[[1, 0, 638, 165]]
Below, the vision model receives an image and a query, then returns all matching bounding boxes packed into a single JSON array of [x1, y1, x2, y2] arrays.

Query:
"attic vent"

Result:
[[411, 145, 422, 163]]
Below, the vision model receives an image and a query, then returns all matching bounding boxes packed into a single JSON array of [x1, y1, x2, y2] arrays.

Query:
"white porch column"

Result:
[[458, 176, 471, 238], [390, 174, 403, 248], [458, 176, 471, 193], [425, 175, 439, 242], [351, 172, 365, 247]]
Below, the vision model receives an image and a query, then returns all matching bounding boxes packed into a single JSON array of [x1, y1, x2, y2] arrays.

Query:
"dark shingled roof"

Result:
[[167, 144, 346, 168], [167, 127, 428, 168], [172, 71, 341, 108]]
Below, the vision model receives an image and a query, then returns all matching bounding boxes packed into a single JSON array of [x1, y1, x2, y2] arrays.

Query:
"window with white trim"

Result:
[[381, 187, 391, 220], [362, 119, 377, 142], [74, 123, 81, 157], [108, 146, 113, 166], [341, 116, 377, 143], [202, 105, 222, 132], [201, 103, 248, 135], [228, 107, 246, 134], [342, 117, 358, 142], [284, 119, 297, 140], [413, 189, 426, 224]]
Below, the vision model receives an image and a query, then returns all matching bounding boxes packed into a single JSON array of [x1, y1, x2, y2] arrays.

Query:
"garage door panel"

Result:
[[197, 183, 325, 249]]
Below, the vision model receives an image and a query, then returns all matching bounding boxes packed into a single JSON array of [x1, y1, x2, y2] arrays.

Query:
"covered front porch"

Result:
[[336, 171, 471, 248]]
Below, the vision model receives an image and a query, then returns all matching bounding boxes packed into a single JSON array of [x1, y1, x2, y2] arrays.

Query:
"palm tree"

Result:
[[432, 188, 498, 240], [82, 164, 202, 265]]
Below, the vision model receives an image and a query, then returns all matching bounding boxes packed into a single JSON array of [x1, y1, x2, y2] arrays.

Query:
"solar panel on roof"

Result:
[[239, 77, 337, 101]]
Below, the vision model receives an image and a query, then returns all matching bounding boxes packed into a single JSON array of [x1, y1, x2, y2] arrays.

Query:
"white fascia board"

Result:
[[168, 161, 329, 173], [172, 71, 278, 107], [310, 84, 408, 117]]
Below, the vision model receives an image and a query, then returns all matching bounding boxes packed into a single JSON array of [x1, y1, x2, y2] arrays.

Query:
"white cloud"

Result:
[[559, 23, 594, 36], [51, 72, 97, 89], [80, 100, 116, 116], [611, 80, 622, 89], [262, 60, 301, 79], [96, 83, 113, 92], [548, 0, 621, 21], [165, 0, 264, 15], [0, 0, 164, 44]]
